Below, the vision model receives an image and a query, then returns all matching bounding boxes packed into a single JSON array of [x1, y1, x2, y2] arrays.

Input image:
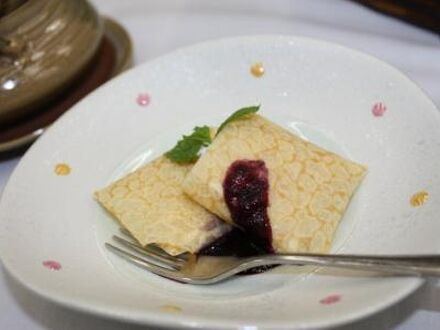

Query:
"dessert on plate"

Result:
[[183, 113, 366, 254], [96, 106, 366, 257]]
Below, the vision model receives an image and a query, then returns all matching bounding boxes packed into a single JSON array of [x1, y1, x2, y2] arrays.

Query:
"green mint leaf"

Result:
[[216, 105, 260, 136], [166, 105, 260, 164], [165, 126, 212, 164]]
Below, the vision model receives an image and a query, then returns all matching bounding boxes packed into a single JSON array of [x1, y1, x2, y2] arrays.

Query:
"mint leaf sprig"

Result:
[[165, 126, 212, 164], [165, 105, 260, 164], [216, 105, 260, 136]]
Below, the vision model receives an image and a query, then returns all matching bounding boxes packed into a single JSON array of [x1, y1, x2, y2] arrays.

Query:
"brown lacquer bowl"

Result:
[[0, 0, 103, 126]]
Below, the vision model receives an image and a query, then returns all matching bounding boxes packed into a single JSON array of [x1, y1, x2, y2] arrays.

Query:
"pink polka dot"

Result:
[[372, 102, 386, 117], [42, 260, 62, 271], [319, 294, 341, 305], [136, 93, 151, 106]]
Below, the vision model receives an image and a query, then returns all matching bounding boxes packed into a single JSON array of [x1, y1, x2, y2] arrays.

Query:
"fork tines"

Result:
[[105, 230, 187, 275]]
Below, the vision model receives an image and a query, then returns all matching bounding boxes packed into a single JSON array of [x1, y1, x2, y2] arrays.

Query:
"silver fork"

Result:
[[106, 231, 440, 285]]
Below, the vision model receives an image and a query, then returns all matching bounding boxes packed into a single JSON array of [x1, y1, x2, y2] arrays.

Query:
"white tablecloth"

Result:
[[1, 1, 439, 329]]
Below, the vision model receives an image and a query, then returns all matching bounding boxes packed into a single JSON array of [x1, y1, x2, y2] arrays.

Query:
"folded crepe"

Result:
[[183, 114, 366, 254], [95, 156, 230, 256]]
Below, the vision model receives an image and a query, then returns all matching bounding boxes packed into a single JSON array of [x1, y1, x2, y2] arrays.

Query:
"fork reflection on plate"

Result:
[[106, 229, 440, 285]]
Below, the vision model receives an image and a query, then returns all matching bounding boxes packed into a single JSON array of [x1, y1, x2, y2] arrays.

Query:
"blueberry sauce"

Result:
[[198, 227, 266, 257], [197, 227, 274, 274], [223, 160, 273, 253], [198, 159, 273, 261]]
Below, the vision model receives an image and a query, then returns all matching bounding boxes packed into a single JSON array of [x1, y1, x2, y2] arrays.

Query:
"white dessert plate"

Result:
[[1, 36, 440, 329]]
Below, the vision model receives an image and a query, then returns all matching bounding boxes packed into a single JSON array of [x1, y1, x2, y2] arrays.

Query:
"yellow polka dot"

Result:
[[160, 304, 182, 313], [250, 62, 265, 77], [410, 191, 429, 207], [54, 163, 71, 176]]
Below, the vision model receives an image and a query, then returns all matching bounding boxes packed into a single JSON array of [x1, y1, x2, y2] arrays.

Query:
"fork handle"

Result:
[[254, 254, 440, 277]]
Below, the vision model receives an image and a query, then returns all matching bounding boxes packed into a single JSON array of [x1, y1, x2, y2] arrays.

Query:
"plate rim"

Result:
[[3, 267, 423, 329], [1, 34, 437, 329]]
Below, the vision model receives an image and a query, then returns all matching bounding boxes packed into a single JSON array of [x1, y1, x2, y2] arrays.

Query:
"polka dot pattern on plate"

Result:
[[136, 93, 151, 106], [410, 191, 429, 207], [54, 163, 71, 176], [319, 294, 341, 305], [42, 260, 62, 270], [372, 102, 386, 117], [250, 62, 265, 77], [160, 305, 182, 313]]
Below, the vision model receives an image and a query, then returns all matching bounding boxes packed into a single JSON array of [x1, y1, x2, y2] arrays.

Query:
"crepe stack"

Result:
[[96, 113, 366, 255]]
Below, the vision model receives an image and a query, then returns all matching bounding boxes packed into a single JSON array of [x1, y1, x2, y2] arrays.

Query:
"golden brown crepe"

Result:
[[95, 156, 230, 255], [183, 114, 367, 253]]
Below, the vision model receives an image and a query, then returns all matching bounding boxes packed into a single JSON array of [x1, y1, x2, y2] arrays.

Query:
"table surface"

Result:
[[1, 1, 440, 329]]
